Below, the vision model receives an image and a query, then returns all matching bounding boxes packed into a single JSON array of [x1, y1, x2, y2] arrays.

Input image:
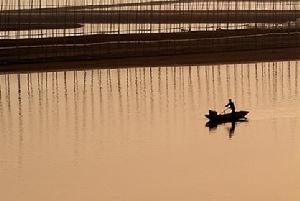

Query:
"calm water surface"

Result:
[[0, 61, 300, 201]]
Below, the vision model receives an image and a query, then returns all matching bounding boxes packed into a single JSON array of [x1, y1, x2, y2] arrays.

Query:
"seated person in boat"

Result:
[[225, 99, 235, 113]]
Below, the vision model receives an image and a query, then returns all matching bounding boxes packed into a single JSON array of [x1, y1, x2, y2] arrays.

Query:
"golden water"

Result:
[[0, 61, 300, 201]]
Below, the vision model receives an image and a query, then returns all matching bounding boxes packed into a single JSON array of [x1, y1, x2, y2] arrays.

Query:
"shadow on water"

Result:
[[206, 119, 249, 139]]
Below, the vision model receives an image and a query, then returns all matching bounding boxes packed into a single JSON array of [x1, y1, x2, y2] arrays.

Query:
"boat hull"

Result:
[[205, 111, 249, 123]]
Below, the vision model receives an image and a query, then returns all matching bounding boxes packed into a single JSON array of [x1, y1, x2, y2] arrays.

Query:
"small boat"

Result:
[[205, 110, 249, 123]]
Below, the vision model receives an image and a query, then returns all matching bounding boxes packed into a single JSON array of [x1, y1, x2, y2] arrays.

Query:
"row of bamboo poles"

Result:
[[0, 0, 299, 66], [0, 0, 299, 39]]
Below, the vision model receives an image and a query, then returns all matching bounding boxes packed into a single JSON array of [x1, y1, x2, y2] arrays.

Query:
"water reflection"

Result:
[[228, 121, 236, 139], [17, 74, 23, 172], [206, 119, 249, 139], [0, 60, 300, 201], [0, 61, 299, 142]]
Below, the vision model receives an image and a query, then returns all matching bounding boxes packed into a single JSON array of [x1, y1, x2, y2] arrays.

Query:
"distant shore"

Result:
[[1, 10, 299, 27], [1, 29, 300, 65], [0, 23, 83, 31], [1, 29, 299, 47], [1, 46, 300, 73], [1, 7, 299, 70]]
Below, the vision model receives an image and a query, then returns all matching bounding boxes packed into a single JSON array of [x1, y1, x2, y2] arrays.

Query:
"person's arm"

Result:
[[225, 103, 229, 107]]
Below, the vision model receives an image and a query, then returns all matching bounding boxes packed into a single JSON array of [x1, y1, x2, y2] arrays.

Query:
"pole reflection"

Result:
[[0, 60, 299, 158], [17, 74, 24, 174]]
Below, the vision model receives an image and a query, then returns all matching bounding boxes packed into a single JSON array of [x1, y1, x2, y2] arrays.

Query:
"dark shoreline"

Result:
[[0, 23, 83, 31], [1, 47, 299, 74], [1, 30, 299, 66], [1, 29, 299, 47], [1, 10, 299, 25]]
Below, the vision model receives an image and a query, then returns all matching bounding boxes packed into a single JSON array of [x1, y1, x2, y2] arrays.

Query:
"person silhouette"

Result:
[[225, 99, 235, 113]]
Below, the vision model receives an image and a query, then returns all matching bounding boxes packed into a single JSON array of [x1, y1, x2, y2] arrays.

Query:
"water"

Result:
[[0, 61, 300, 201]]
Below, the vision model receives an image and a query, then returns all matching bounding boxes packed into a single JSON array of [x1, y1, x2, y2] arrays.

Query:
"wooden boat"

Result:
[[205, 110, 249, 123]]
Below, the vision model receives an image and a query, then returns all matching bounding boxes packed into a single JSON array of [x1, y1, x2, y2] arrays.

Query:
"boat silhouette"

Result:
[[205, 110, 249, 127]]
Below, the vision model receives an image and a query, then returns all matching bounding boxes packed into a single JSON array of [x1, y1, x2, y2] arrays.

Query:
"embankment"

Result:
[[1, 30, 300, 67], [1, 10, 300, 24]]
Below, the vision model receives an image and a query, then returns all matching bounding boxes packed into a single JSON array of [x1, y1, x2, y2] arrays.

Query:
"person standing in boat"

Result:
[[225, 99, 236, 114]]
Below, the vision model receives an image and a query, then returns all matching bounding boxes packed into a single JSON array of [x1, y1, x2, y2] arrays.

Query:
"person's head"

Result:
[[229, 99, 232, 102]]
